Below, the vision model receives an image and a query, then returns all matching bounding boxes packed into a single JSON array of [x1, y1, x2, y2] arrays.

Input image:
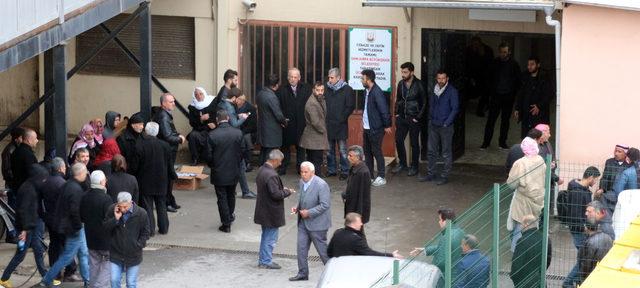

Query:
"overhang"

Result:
[[362, 0, 556, 10], [564, 0, 640, 12]]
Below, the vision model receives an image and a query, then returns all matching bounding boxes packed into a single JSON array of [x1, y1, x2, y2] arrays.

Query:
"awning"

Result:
[[361, 0, 556, 10]]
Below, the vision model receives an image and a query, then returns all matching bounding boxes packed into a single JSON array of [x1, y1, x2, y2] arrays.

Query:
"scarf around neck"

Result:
[[327, 79, 347, 91], [434, 83, 448, 97], [191, 87, 215, 110]]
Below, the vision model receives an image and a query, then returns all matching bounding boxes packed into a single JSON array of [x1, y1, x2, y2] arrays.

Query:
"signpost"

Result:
[[348, 28, 393, 92]]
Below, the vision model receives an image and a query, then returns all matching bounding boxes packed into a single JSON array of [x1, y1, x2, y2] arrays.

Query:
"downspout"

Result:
[[544, 8, 561, 167]]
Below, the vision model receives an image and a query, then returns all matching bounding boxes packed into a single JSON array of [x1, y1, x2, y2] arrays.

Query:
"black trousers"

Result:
[[281, 145, 306, 174], [140, 195, 169, 235], [364, 129, 385, 179], [306, 149, 324, 175], [395, 117, 421, 169], [187, 130, 208, 163], [167, 149, 178, 208], [46, 224, 77, 278], [215, 184, 237, 226], [482, 93, 515, 146]]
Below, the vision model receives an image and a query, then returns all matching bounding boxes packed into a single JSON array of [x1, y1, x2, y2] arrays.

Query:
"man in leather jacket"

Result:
[[152, 93, 185, 212], [393, 62, 427, 177]]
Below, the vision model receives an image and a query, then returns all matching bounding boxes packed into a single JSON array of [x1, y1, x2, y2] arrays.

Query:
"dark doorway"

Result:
[[420, 29, 555, 165]]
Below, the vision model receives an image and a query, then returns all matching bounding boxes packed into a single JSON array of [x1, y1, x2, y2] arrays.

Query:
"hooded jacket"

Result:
[[104, 111, 121, 138]]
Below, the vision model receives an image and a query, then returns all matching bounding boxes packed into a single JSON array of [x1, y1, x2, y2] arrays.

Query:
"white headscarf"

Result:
[[191, 87, 215, 110]]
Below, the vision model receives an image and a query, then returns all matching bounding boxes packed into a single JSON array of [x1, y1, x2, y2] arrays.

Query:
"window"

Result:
[[76, 14, 195, 79]]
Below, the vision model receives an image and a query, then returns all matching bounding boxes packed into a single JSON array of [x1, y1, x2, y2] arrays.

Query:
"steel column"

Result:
[[492, 183, 500, 288], [445, 220, 452, 288], [139, 3, 152, 121], [44, 50, 55, 154], [52, 44, 67, 159]]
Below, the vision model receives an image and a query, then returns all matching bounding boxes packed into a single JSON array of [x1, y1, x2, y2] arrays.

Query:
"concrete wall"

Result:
[[559, 4, 640, 164]]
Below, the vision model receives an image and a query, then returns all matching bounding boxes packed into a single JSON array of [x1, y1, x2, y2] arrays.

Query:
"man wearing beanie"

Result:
[[116, 112, 146, 176]]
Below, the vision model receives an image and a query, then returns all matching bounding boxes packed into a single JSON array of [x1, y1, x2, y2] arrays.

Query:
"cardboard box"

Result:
[[173, 165, 209, 190]]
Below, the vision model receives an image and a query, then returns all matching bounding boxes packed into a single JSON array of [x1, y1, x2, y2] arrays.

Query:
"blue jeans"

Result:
[[110, 262, 139, 288], [1, 220, 47, 281], [42, 227, 90, 285], [258, 226, 279, 265], [510, 222, 523, 253], [239, 160, 251, 195], [563, 232, 586, 287], [327, 139, 349, 175]]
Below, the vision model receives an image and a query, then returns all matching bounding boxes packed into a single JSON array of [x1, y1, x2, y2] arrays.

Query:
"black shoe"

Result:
[[289, 274, 309, 281], [407, 168, 418, 176], [167, 206, 178, 213], [218, 225, 231, 233], [339, 174, 348, 181], [174, 204, 181, 209], [242, 191, 257, 199], [499, 144, 509, 150], [258, 262, 281, 269], [245, 164, 254, 172], [418, 175, 435, 182], [391, 165, 406, 174], [480, 144, 489, 150], [6, 235, 18, 244], [437, 178, 449, 185]]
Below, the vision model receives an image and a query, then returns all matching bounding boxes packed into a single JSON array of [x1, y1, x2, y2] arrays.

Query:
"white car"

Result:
[[316, 256, 441, 288]]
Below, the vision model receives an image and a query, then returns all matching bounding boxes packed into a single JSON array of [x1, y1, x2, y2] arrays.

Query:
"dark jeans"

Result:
[[564, 231, 586, 287], [140, 195, 169, 235], [2, 220, 47, 281], [427, 123, 454, 179], [306, 149, 324, 175], [364, 129, 385, 179], [326, 139, 348, 175], [215, 185, 237, 226], [167, 149, 178, 208], [238, 160, 251, 195], [482, 93, 515, 146], [46, 223, 77, 279], [187, 130, 208, 163], [395, 117, 421, 169], [281, 145, 306, 174]]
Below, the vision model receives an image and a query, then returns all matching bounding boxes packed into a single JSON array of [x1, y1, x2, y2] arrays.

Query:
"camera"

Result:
[[242, 0, 257, 12]]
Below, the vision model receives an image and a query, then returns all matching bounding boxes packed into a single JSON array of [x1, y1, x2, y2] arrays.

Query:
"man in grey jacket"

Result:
[[290, 162, 331, 281], [257, 74, 287, 165]]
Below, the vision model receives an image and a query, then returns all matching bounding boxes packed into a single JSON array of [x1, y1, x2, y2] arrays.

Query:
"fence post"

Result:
[[492, 183, 500, 288], [445, 219, 452, 288], [392, 259, 399, 285], [540, 154, 552, 288]]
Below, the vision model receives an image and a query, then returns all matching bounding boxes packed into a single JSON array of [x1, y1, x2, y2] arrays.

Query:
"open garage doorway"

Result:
[[420, 29, 556, 166]]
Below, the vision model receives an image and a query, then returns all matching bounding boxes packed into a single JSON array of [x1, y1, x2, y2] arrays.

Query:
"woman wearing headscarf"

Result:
[[507, 137, 547, 252], [187, 87, 216, 165], [69, 123, 100, 166], [89, 118, 105, 145]]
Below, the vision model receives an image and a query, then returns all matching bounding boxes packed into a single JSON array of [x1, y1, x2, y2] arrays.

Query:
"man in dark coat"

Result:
[[327, 213, 401, 258], [277, 68, 312, 175], [106, 154, 140, 203], [136, 122, 173, 235], [104, 192, 150, 288], [80, 170, 114, 287], [0, 164, 49, 285], [153, 93, 185, 212], [2, 127, 24, 195], [257, 74, 287, 165], [515, 56, 552, 139], [505, 128, 543, 174], [510, 214, 552, 288], [342, 145, 371, 224], [41, 157, 78, 281], [578, 222, 613, 284], [360, 69, 392, 187], [40, 163, 91, 287], [465, 36, 494, 117], [393, 62, 427, 177], [9, 128, 38, 208], [116, 113, 145, 176], [325, 68, 355, 180], [236, 94, 257, 171], [481, 42, 521, 149], [206, 110, 246, 233], [598, 144, 631, 201], [254, 149, 295, 269]]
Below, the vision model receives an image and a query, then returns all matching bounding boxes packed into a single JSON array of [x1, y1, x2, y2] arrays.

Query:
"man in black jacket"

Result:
[[277, 68, 311, 175], [0, 164, 50, 286], [393, 62, 426, 177], [104, 192, 150, 288], [578, 221, 613, 284], [206, 110, 246, 233], [137, 122, 173, 236], [40, 163, 91, 287], [598, 144, 631, 195], [153, 93, 185, 212], [254, 149, 295, 269], [325, 68, 355, 180], [481, 42, 521, 150], [257, 74, 287, 165], [1, 127, 23, 244], [9, 128, 38, 208], [80, 170, 114, 287], [515, 56, 552, 139], [327, 213, 402, 258], [116, 113, 145, 176], [342, 146, 371, 225], [236, 94, 257, 171]]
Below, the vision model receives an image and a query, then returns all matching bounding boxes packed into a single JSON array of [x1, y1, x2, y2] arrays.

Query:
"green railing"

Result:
[[370, 155, 553, 288]]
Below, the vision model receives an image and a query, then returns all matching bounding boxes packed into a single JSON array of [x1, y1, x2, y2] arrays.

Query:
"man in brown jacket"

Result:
[[299, 82, 329, 175], [254, 149, 296, 269]]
